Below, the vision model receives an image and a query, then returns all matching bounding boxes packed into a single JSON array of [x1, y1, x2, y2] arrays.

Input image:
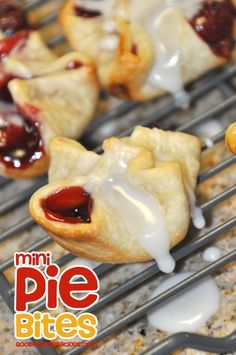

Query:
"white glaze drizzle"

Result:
[[128, 0, 204, 99], [77, 0, 121, 51], [174, 90, 191, 109], [77, 0, 205, 98], [202, 246, 222, 262], [186, 185, 206, 229], [99, 175, 175, 273], [147, 272, 220, 332], [144, 8, 183, 94], [85, 141, 175, 273]]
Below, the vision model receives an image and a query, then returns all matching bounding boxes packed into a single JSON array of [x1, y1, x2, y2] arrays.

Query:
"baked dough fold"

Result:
[[30, 127, 202, 269], [0, 52, 99, 179]]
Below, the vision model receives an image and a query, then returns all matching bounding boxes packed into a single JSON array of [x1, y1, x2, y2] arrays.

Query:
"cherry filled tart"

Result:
[[60, 0, 236, 102], [30, 127, 203, 273], [0, 52, 99, 179]]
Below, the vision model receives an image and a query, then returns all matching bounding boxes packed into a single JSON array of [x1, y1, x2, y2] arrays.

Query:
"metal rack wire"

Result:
[[0, 1, 235, 354]]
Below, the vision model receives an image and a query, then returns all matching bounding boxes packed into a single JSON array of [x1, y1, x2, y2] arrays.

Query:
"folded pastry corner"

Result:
[[30, 127, 203, 272], [0, 30, 57, 98], [60, 0, 236, 102], [0, 55, 99, 179]]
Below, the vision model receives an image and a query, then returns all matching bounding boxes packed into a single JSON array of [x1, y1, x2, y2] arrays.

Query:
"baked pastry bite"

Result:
[[60, 0, 236, 102], [0, 30, 57, 99], [225, 122, 236, 154], [30, 127, 202, 272], [0, 54, 99, 179]]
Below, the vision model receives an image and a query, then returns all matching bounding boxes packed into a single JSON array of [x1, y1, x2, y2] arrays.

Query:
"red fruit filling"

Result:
[[74, 5, 102, 18], [41, 186, 93, 224], [0, 1, 28, 36], [190, 0, 235, 58], [65, 60, 83, 70], [0, 106, 44, 170]]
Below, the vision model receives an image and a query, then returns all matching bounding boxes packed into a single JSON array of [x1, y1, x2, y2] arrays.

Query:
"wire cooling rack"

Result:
[[0, 1, 235, 354]]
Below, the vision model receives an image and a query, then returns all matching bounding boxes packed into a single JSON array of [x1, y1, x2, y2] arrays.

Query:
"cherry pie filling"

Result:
[[74, 4, 102, 18], [0, 1, 28, 36], [0, 107, 44, 170], [74, 0, 235, 59], [65, 60, 83, 70], [41, 186, 93, 224], [190, 0, 235, 58]]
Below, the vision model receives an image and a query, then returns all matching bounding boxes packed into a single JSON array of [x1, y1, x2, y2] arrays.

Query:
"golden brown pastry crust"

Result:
[[0, 53, 99, 179], [29, 127, 201, 263], [60, 0, 234, 101]]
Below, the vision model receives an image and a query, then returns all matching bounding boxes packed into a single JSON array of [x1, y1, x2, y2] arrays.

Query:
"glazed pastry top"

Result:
[[30, 127, 202, 270], [73, 0, 235, 102]]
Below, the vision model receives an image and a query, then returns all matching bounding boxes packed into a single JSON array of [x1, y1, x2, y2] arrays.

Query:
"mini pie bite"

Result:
[[30, 127, 202, 272], [0, 30, 57, 100], [0, 52, 99, 179], [60, 0, 236, 102]]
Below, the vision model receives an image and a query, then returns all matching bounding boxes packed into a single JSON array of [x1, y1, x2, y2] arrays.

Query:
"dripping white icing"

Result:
[[128, 0, 204, 23], [128, 0, 204, 97], [174, 90, 191, 109], [186, 185, 206, 229], [147, 272, 220, 332], [144, 8, 183, 94], [98, 175, 175, 273], [202, 246, 222, 262], [85, 141, 175, 273], [194, 119, 224, 138], [77, 0, 206, 97]]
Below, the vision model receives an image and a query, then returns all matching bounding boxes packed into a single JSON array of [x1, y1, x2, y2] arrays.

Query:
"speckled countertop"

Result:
[[0, 83, 235, 355]]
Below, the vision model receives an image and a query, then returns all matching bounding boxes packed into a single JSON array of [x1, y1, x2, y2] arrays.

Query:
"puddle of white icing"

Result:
[[85, 141, 175, 273], [66, 257, 99, 270], [147, 272, 220, 332], [186, 185, 206, 229], [194, 119, 224, 138], [202, 247, 222, 262]]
